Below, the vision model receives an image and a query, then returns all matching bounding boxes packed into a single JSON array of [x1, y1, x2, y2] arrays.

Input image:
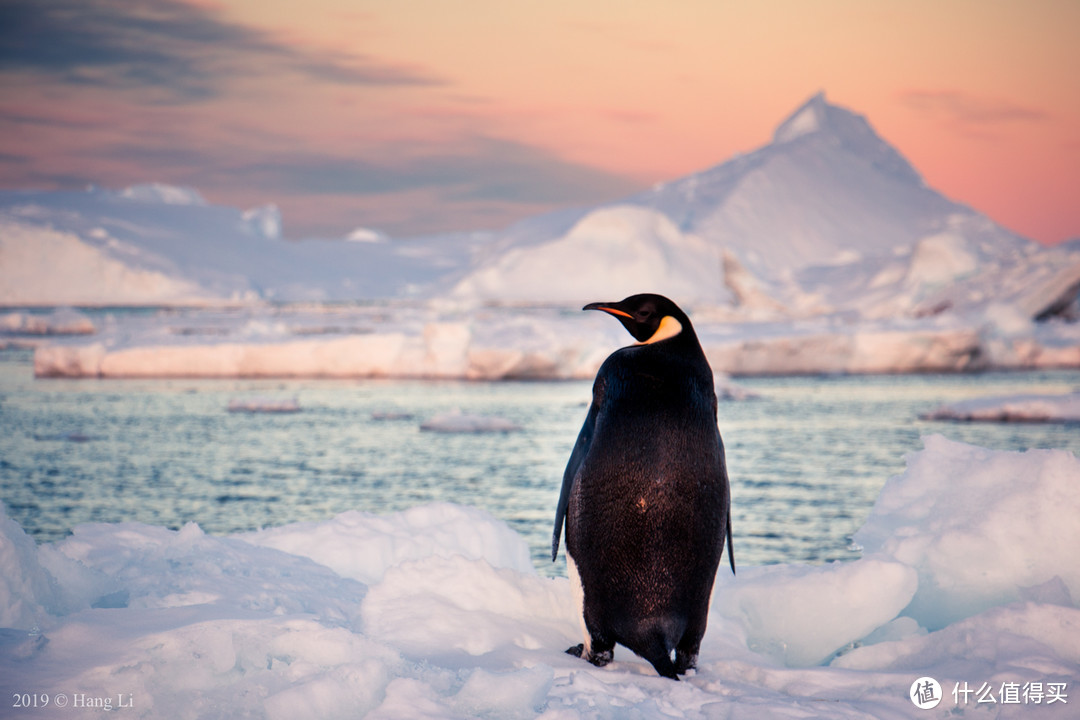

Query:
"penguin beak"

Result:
[[583, 302, 633, 319]]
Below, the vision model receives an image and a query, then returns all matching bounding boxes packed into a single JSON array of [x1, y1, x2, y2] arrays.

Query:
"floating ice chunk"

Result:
[[227, 397, 301, 413], [853, 435, 1080, 630], [419, 409, 522, 433], [920, 392, 1080, 423], [370, 411, 414, 421]]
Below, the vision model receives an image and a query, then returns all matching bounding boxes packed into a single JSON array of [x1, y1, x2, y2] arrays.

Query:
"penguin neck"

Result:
[[637, 315, 686, 346]]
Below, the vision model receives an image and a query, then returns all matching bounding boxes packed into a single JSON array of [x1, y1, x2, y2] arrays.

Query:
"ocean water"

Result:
[[2, 347, 1078, 577]]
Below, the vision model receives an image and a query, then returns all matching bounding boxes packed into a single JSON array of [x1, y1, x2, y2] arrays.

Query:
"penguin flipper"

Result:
[[717, 427, 735, 576], [727, 515, 736, 575], [552, 400, 597, 561]]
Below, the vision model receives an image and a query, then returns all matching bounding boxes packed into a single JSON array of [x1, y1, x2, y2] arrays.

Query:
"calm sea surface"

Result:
[[2, 348, 1078, 577]]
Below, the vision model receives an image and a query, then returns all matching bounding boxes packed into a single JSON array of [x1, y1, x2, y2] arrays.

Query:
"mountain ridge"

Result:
[[2, 93, 1075, 324]]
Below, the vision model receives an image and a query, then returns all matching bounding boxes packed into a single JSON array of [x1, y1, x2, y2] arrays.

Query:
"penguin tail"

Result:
[[636, 625, 681, 680]]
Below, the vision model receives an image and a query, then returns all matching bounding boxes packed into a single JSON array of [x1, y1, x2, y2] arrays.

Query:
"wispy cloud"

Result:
[[0, 0, 441, 101], [900, 89, 1048, 127]]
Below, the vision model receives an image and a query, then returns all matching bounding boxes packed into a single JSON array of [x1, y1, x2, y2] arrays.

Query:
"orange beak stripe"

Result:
[[597, 307, 633, 319]]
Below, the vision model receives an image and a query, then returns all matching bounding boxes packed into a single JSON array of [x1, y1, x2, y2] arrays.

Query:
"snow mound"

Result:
[[921, 392, 1080, 423], [451, 205, 728, 306], [853, 435, 1080, 630], [244, 503, 533, 585], [0, 220, 213, 306], [419, 409, 523, 433], [905, 231, 978, 287], [361, 554, 571, 659]]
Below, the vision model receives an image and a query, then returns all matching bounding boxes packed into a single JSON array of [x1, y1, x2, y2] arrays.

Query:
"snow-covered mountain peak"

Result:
[[773, 91, 828, 143], [772, 93, 923, 186]]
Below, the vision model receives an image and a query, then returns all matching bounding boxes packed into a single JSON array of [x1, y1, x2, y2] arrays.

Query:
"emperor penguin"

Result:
[[552, 293, 734, 679]]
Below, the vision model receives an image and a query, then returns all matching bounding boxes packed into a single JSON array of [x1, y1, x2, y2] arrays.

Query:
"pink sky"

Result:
[[1, 0, 1077, 243]]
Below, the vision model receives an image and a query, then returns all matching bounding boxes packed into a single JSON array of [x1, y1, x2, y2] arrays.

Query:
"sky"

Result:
[[0, 0, 1077, 244]]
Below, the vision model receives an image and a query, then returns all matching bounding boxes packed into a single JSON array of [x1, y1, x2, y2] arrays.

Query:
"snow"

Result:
[[0, 219, 214, 306], [246, 504, 534, 586], [921, 392, 1080, 423], [772, 92, 825, 144], [2, 436, 1078, 718], [904, 232, 979, 287]]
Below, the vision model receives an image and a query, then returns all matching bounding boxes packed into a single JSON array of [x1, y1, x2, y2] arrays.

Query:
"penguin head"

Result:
[[583, 293, 690, 344]]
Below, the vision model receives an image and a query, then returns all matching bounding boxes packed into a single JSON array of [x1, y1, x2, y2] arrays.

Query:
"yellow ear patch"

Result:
[[641, 315, 683, 344]]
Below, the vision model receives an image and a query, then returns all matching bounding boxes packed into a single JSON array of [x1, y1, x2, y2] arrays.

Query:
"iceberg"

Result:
[[921, 392, 1080, 423], [6, 93, 1080, 378], [31, 303, 1080, 380]]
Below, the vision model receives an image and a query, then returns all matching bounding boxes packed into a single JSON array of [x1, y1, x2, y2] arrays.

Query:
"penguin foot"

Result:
[[565, 644, 614, 667], [674, 651, 698, 675], [587, 648, 613, 667]]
